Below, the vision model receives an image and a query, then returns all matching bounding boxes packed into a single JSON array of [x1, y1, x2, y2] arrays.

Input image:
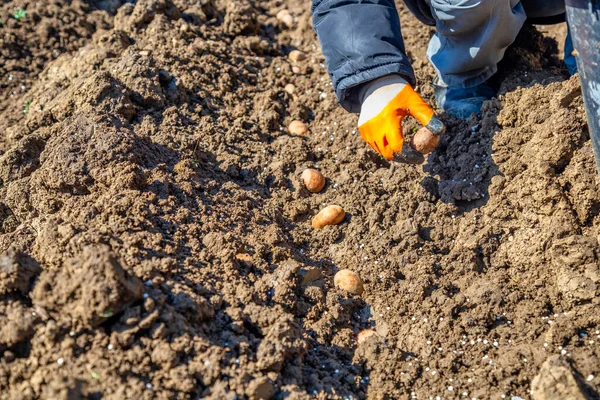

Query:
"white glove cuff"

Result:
[[357, 74, 408, 126]]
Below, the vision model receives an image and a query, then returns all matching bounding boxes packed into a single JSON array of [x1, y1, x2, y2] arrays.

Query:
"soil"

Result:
[[0, 1, 599, 399]]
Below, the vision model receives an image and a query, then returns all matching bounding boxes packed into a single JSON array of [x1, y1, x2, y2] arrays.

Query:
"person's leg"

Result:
[[427, 0, 527, 89], [520, 0, 564, 19], [426, 0, 528, 118]]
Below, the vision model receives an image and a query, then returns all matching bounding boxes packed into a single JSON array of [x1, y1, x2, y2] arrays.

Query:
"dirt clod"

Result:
[[531, 356, 587, 400], [0, 299, 36, 350], [357, 329, 378, 344], [31, 245, 143, 328], [247, 377, 275, 400], [0, 247, 41, 295]]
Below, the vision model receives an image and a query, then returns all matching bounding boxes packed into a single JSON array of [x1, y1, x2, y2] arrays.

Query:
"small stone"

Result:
[[4, 351, 15, 362], [235, 253, 253, 263], [284, 83, 295, 95], [144, 297, 156, 313], [289, 50, 307, 62], [276, 9, 295, 28]]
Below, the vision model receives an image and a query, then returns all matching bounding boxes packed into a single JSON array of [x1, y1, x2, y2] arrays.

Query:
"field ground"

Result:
[[0, 0, 599, 399]]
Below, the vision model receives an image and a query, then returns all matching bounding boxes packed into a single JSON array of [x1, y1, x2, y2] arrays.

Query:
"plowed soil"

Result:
[[1, 1, 599, 399]]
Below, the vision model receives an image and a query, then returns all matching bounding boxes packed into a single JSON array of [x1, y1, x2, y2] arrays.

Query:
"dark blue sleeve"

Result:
[[312, 0, 416, 113]]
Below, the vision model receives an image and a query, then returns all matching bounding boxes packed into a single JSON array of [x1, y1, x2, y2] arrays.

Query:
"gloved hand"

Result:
[[358, 75, 445, 163]]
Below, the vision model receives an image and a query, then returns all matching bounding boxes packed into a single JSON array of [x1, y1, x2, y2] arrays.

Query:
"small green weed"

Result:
[[13, 8, 26, 21], [23, 100, 31, 114], [100, 309, 114, 318]]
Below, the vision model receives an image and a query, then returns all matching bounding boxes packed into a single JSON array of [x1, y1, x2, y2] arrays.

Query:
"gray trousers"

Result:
[[427, 0, 567, 87]]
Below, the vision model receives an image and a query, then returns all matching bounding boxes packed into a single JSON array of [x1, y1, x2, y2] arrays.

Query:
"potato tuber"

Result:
[[312, 205, 345, 229], [289, 50, 307, 62], [301, 168, 325, 193], [357, 329, 377, 344], [334, 269, 364, 295], [410, 127, 440, 154], [289, 120, 308, 135]]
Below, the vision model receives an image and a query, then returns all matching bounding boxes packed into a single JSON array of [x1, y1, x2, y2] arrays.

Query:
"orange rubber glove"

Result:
[[358, 75, 445, 163]]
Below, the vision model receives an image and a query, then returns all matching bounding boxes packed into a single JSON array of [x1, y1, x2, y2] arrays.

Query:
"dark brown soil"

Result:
[[0, 1, 599, 399]]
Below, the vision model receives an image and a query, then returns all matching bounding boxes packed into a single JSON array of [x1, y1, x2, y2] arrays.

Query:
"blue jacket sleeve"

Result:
[[312, 0, 416, 113]]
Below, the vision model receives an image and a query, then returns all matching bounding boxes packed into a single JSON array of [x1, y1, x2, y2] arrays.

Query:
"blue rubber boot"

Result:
[[434, 80, 497, 119], [564, 26, 578, 76]]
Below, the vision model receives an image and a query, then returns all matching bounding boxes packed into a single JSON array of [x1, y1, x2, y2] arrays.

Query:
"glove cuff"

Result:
[[358, 74, 409, 127], [357, 74, 409, 105]]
